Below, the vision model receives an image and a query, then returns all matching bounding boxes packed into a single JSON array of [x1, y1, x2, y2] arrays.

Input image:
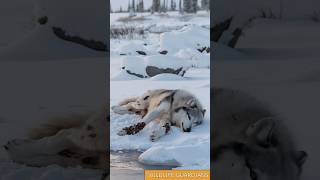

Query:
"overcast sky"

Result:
[[110, 0, 177, 11]]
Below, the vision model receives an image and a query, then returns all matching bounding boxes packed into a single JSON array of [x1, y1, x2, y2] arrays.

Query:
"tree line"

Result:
[[111, 0, 210, 14]]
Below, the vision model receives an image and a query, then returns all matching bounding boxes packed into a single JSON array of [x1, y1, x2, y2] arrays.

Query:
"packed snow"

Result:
[[110, 13, 210, 80]]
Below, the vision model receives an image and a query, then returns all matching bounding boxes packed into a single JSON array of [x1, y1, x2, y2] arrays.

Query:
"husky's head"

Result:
[[213, 118, 308, 180], [173, 105, 206, 132]]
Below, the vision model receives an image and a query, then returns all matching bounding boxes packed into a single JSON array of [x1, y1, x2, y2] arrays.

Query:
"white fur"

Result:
[[112, 89, 206, 141], [212, 88, 307, 180]]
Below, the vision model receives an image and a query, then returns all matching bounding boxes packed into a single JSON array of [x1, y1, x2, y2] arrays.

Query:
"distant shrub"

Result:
[[117, 16, 147, 23], [257, 8, 278, 19], [110, 26, 145, 39]]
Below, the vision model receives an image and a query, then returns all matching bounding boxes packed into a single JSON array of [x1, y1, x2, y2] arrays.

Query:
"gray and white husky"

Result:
[[212, 88, 307, 180], [112, 89, 206, 141], [4, 109, 109, 170]]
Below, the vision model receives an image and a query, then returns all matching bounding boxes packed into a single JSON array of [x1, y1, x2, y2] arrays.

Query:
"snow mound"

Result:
[[149, 74, 186, 81], [111, 70, 143, 81], [122, 56, 148, 77], [192, 54, 210, 68], [213, 42, 246, 60], [34, 0, 106, 41], [159, 25, 210, 54], [145, 55, 192, 70], [111, 41, 149, 56], [117, 55, 192, 79], [138, 134, 210, 169], [0, 0, 106, 61]]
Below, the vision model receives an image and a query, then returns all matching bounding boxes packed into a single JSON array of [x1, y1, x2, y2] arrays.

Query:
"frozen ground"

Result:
[[110, 11, 210, 175], [215, 18, 320, 179]]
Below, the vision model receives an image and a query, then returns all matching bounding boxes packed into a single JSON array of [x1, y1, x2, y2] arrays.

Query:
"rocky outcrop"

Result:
[[52, 27, 107, 51]]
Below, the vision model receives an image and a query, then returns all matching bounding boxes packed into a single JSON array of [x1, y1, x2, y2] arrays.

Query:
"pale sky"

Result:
[[110, 0, 178, 11]]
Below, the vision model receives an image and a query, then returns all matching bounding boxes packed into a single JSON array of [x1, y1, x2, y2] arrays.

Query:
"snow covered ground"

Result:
[[215, 18, 320, 179], [110, 11, 210, 174]]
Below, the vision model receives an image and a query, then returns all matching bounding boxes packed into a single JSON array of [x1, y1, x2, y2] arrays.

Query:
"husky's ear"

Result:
[[294, 151, 308, 168], [246, 117, 275, 147], [159, 91, 175, 103]]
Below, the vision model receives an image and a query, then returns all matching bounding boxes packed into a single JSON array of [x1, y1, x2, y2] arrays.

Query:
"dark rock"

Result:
[[159, 50, 168, 55], [126, 70, 148, 78], [136, 50, 147, 55], [197, 47, 207, 53], [52, 27, 107, 51], [146, 66, 184, 77]]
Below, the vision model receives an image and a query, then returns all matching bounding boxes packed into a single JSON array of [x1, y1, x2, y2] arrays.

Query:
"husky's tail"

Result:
[[28, 113, 94, 140]]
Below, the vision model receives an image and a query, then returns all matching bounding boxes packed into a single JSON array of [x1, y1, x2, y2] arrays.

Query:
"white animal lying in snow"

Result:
[[112, 89, 206, 141], [4, 109, 109, 171], [212, 88, 307, 180]]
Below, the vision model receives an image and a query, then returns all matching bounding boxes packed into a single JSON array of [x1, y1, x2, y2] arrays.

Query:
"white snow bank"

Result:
[[212, 42, 246, 60], [111, 70, 143, 81], [159, 25, 210, 54], [0, 27, 104, 61], [34, 0, 106, 41], [121, 56, 148, 77], [112, 55, 193, 80], [111, 40, 149, 56], [145, 55, 192, 70], [139, 132, 210, 169], [192, 54, 210, 68], [0, 0, 106, 61], [149, 74, 186, 81]]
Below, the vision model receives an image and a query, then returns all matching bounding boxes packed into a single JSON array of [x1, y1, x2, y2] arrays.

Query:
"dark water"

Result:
[[110, 150, 177, 180], [111, 150, 177, 170]]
